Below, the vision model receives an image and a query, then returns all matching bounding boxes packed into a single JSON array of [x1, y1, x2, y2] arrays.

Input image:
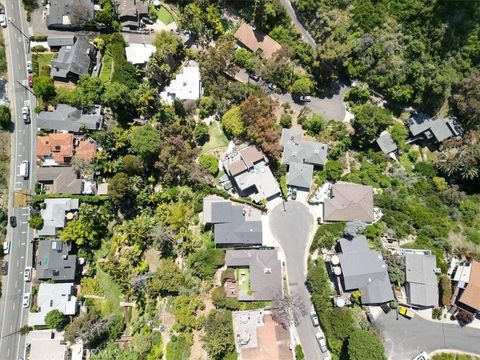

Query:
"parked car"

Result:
[[22, 293, 31, 308], [27, 74, 33, 87], [0, 14, 7, 28], [26, 61, 32, 73], [380, 303, 391, 314], [412, 352, 429, 360], [10, 216, 17, 227], [315, 332, 328, 353], [398, 306, 415, 319], [0, 4, 5, 14], [22, 106, 30, 123], [291, 187, 297, 200], [3, 241, 10, 255], [24, 267, 32, 282], [299, 95, 311, 102], [268, 83, 278, 92], [310, 306, 319, 327], [249, 73, 260, 82]]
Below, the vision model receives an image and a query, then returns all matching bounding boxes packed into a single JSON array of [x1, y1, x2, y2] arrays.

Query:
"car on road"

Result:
[[0, 4, 5, 14], [27, 74, 33, 87], [299, 95, 311, 102], [19, 160, 29, 179], [3, 241, 10, 255], [291, 187, 297, 200], [22, 293, 31, 308], [26, 61, 32, 73], [398, 306, 415, 319], [0, 14, 7, 28], [310, 306, 319, 326], [315, 332, 328, 353], [10, 215, 17, 227], [22, 105, 30, 124], [268, 83, 279, 93], [24, 267, 32, 282]]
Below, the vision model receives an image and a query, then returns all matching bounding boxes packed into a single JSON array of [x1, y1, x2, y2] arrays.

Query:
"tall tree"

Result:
[[450, 71, 480, 130], [202, 309, 235, 360], [348, 328, 386, 360], [351, 103, 392, 148]]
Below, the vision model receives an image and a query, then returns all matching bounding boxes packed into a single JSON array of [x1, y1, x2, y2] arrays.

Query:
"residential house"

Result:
[[27, 331, 74, 360], [29, 283, 77, 326], [457, 260, 480, 314], [234, 23, 282, 60], [336, 236, 393, 304], [36, 133, 74, 166], [281, 128, 328, 192], [160, 60, 202, 104], [225, 249, 282, 301], [117, 0, 148, 30], [407, 113, 463, 144], [233, 309, 291, 360], [47, 34, 76, 49], [36, 240, 77, 282], [46, 0, 94, 30], [323, 182, 375, 223], [125, 43, 155, 66], [405, 253, 439, 308], [39, 198, 79, 237], [222, 145, 281, 202], [50, 38, 96, 82], [36, 167, 83, 194], [74, 136, 96, 163], [202, 198, 262, 247], [38, 104, 103, 132], [376, 131, 398, 158]]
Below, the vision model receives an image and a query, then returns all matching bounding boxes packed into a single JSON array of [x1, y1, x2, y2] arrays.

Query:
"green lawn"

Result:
[[95, 267, 123, 317], [33, 53, 53, 76], [99, 52, 113, 83], [150, 4, 174, 25], [201, 122, 229, 155], [237, 268, 250, 292]]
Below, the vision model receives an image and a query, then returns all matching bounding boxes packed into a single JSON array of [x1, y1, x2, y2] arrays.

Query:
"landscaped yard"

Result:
[[201, 121, 229, 155], [33, 53, 53, 75], [95, 267, 123, 317], [150, 4, 174, 25], [99, 52, 113, 83], [237, 268, 250, 293]]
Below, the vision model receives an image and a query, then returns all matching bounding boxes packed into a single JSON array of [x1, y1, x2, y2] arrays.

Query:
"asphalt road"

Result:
[[269, 201, 330, 360], [378, 311, 480, 360], [0, 1, 36, 359], [278, 0, 316, 48]]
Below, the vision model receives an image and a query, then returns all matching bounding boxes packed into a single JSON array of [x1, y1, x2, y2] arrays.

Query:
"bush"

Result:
[[295, 344, 305, 360], [212, 287, 227, 308], [324, 160, 344, 181], [302, 114, 325, 136], [221, 268, 235, 284], [31, 45, 47, 52], [347, 328, 386, 360], [198, 154, 219, 176], [0, 105, 11, 130], [312, 223, 345, 250], [28, 216, 44, 230], [432, 307, 443, 320], [414, 162, 437, 178], [45, 310, 67, 329], [440, 275, 452, 307], [188, 248, 224, 280], [279, 113, 292, 128], [344, 87, 371, 104], [221, 106, 244, 138]]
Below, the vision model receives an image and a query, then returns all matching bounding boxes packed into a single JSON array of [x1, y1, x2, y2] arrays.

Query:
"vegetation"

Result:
[[348, 328, 386, 360], [45, 310, 67, 329]]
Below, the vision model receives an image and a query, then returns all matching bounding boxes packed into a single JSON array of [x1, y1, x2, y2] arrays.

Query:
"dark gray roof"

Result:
[[36, 240, 77, 281], [338, 236, 393, 304], [405, 254, 438, 307], [37, 104, 103, 132], [46, 0, 94, 29], [376, 131, 397, 154], [47, 34, 76, 47], [287, 162, 313, 190], [50, 38, 95, 79], [225, 249, 282, 301], [430, 117, 462, 142], [117, 0, 148, 17], [282, 141, 327, 167], [407, 113, 431, 136], [208, 202, 262, 246], [281, 128, 303, 147], [36, 166, 83, 194]]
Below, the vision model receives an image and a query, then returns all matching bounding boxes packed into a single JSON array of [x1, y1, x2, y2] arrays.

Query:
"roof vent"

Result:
[[264, 268, 271, 274], [314, 149, 319, 154]]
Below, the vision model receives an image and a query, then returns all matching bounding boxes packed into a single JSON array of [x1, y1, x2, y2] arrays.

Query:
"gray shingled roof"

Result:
[[47, 35, 76, 47], [46, 0, 94, 29], [281, 128, 303, 147], [282, 141, 328, 167], [338, 236, 393, 304], [37, 104, 103, 132], [405, 253, 438, 307], [36, 167, 83, 194], [39, 198, 79, 237], [50, 38, 95, 79], [36, 240, 77, 281], [225, 249, 282, 301], [407, 113, 431, 136], [286, 162, 313, 190], [376, 131, 397, 154], [430, 117, 462, 142], [207, 202, 263, 246]]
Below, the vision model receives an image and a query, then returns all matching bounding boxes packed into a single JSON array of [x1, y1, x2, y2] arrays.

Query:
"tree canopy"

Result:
[[347, 328, 386, 360]]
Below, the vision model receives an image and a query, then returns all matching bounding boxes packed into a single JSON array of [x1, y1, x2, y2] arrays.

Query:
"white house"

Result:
[[160, 60, 201, 104]]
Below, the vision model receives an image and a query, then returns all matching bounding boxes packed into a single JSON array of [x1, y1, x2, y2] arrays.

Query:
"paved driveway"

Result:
[[269, 201, 329, 360], [378, 312, 480, 359]]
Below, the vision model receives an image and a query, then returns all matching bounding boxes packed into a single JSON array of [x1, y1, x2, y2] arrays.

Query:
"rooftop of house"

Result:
[[46, 0, 94, 28], [234, 23, 282, 60], [324, 182, 374, 223], [74, 137, 96, 162], [50, 38, 95, 79], [226, 249, 282, 301], [36, 133, 74, 166], [405, 253, 439, 307], [376, 131, 398, 154], [37, 104, 103, 132], [125, 43, 155, 65], [459, 260, 480, 311], [282, 141, 328, 167], [36, 240, 77, 281], [286, 162, 313, 190], [27, 330, 68, 360], [36, 166, 83, 195], [203, 199, 263, 246], [281, 128, 303, 147], [407, 113, 463, 143], [117, 0, 148, 18], [39, 198, 79, 237], [47, 34, 76, 47], [338, 236, 393, 304], [29, 283, 77, 326], [160, 60, 201, 104]]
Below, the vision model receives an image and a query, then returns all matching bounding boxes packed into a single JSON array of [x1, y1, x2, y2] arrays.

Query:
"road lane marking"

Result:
[[16, 259, 19, 267], [15, 280, 18, 289], [21, 221, 27, 224], [12, 302, 15, 311]]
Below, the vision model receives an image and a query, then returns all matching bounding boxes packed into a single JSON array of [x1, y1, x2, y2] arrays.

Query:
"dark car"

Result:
[[10, 216, 17, 228], [0, 4, 5, 14], [28, 74, 33, 87], [380, 303, 391, 314]]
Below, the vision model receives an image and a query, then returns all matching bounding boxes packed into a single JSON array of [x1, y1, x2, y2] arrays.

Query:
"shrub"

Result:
[[221, 106, 244, 138], [45, 310, 67, 329], [212, 287, 227, 308], [279, 113, 292, 128], [344, 87, 371, 104], [312, 223, 345, 250], [31, 45, 47, 52], [440, 275, 452, 307], [432, 307, 443, 320], [194, 122, 210, 145], [198, 154, 219, 176], [303, 114, 325, 136], [324, 160, 344, 181], [414, 162, 437, 178], [221, 268, 235, 284], [28, 216, 44, 230], [295, 344, 305, 360]]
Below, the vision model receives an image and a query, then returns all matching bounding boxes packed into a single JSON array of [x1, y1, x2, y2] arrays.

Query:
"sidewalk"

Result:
[[414, 308, 480, 330]]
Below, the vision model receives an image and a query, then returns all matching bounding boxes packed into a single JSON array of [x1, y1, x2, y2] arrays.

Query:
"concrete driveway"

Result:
[[269, 201, 329, 360], [378, 311, 480, 359]]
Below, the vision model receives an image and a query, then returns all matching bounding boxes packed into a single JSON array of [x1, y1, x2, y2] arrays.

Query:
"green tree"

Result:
[[302, 114, 325, 136], [130, 125, 161, 159], [45, 310, 67, 329], [344, 87, 371, 104], [121, 154, 144, 175], [348, 328, 386, 360], [0, 105, 11, 130], [148, 259, 184, 296], [450, 71, 480, 130], [28, 216, 43, 230], [279, 113, 292, 128], [33, 76, 56, 100], [351, 104, 392, 148], [295, 344, 305, 360], [187, 248, 224, 280], [102, 82, 132, 113], [172, 295, 205, 332], [202, 309, 235, 360], [324, 160, 343, 181], [221, 106, 245, 138], [291, 76, 314, 96], [194, 122, 210, 145], [109, 172, 132, 205], [211, 287, 227, 308], [59, 218, 99, 246], [198, 154, 219, 176]]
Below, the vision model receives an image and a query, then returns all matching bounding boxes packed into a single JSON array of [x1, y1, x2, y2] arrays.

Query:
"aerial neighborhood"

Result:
[[0, 1, 479, 360]]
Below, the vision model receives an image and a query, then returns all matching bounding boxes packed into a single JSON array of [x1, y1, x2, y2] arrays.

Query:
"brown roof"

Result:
[[36, 134, 74, 165], [234, 23, 282, 60], [227, 160, 248, 176], [459, 260, 480, 311], [74, 137, 96, 162], [324, 182, 374, 222], [239, 146, 265, 168]]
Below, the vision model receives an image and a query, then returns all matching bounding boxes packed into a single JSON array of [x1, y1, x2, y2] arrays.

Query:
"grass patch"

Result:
[[150, 4, 174, 25], [95, 267, 123, 317], [99, 52, 113, 83], [201, 122, 229, 155], [33, 53, 53, 75], [311, 223, 346, 251], [237, 268, 250, 293]]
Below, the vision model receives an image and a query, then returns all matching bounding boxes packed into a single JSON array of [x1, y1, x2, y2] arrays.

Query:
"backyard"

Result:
[[99, 52, 113, 83], [237, 268, 250, 293], [201, 121, 229, 155], [32, 53, 53, 76], [149, 4, 175, 25]]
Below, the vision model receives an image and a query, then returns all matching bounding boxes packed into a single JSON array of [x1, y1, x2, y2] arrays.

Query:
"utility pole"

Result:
[[7, 18, 30, 44], [16, 80, 34, 96]]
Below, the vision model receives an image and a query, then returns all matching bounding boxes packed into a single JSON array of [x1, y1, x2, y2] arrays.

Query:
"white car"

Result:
[[3, 241, 10, 255], [26, 61, 32, 73], [310, 306, 319, 327], [22, 293, 30, 308], [22, 106, 30, 123], [24, 267, 32, 282], [0, 14, 7, 28], [315, 332, 328, 353]]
